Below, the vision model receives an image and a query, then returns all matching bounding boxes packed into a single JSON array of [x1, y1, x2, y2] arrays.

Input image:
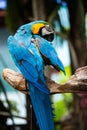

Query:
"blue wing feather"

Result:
[[34, 35, 65, 74], [8, 36, 49, 94]]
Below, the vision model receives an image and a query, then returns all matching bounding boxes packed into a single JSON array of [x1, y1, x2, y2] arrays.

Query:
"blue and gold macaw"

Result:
[[8, 20, 65, 130]]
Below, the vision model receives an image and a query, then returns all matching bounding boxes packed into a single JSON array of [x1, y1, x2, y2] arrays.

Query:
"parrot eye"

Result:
[[39, 25, 54, 42]]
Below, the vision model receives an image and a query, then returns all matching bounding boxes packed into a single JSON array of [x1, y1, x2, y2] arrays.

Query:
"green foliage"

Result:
[[53, 93, 73, 122], [63, 93, 73, 110], [57, 65, 72, 83], [53, 99, 68, 121], [8, 100, 20, 114]]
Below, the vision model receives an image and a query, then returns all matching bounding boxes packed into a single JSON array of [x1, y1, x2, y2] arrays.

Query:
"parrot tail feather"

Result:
[[29, 82, 55, 130]]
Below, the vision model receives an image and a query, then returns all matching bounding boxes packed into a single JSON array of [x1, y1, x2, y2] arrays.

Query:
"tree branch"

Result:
[[0, 111, 28, 120], [2, 66, 87, 94]]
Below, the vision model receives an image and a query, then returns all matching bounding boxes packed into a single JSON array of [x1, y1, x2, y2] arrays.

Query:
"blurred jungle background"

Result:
[[0, 0, 87, 130]]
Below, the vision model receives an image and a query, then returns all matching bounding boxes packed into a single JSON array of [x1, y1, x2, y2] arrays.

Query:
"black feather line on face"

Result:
[[39, 25, 54, 42]]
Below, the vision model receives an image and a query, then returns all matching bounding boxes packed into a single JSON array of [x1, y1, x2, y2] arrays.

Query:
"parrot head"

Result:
[[31, 21, 54, 42]]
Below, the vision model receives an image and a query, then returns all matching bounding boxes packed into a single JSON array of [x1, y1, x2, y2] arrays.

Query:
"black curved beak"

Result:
[[39, 25, 54, 42]]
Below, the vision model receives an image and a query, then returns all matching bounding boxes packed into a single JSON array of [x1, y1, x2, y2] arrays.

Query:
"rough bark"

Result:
[[2, 66, 87, 95]]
